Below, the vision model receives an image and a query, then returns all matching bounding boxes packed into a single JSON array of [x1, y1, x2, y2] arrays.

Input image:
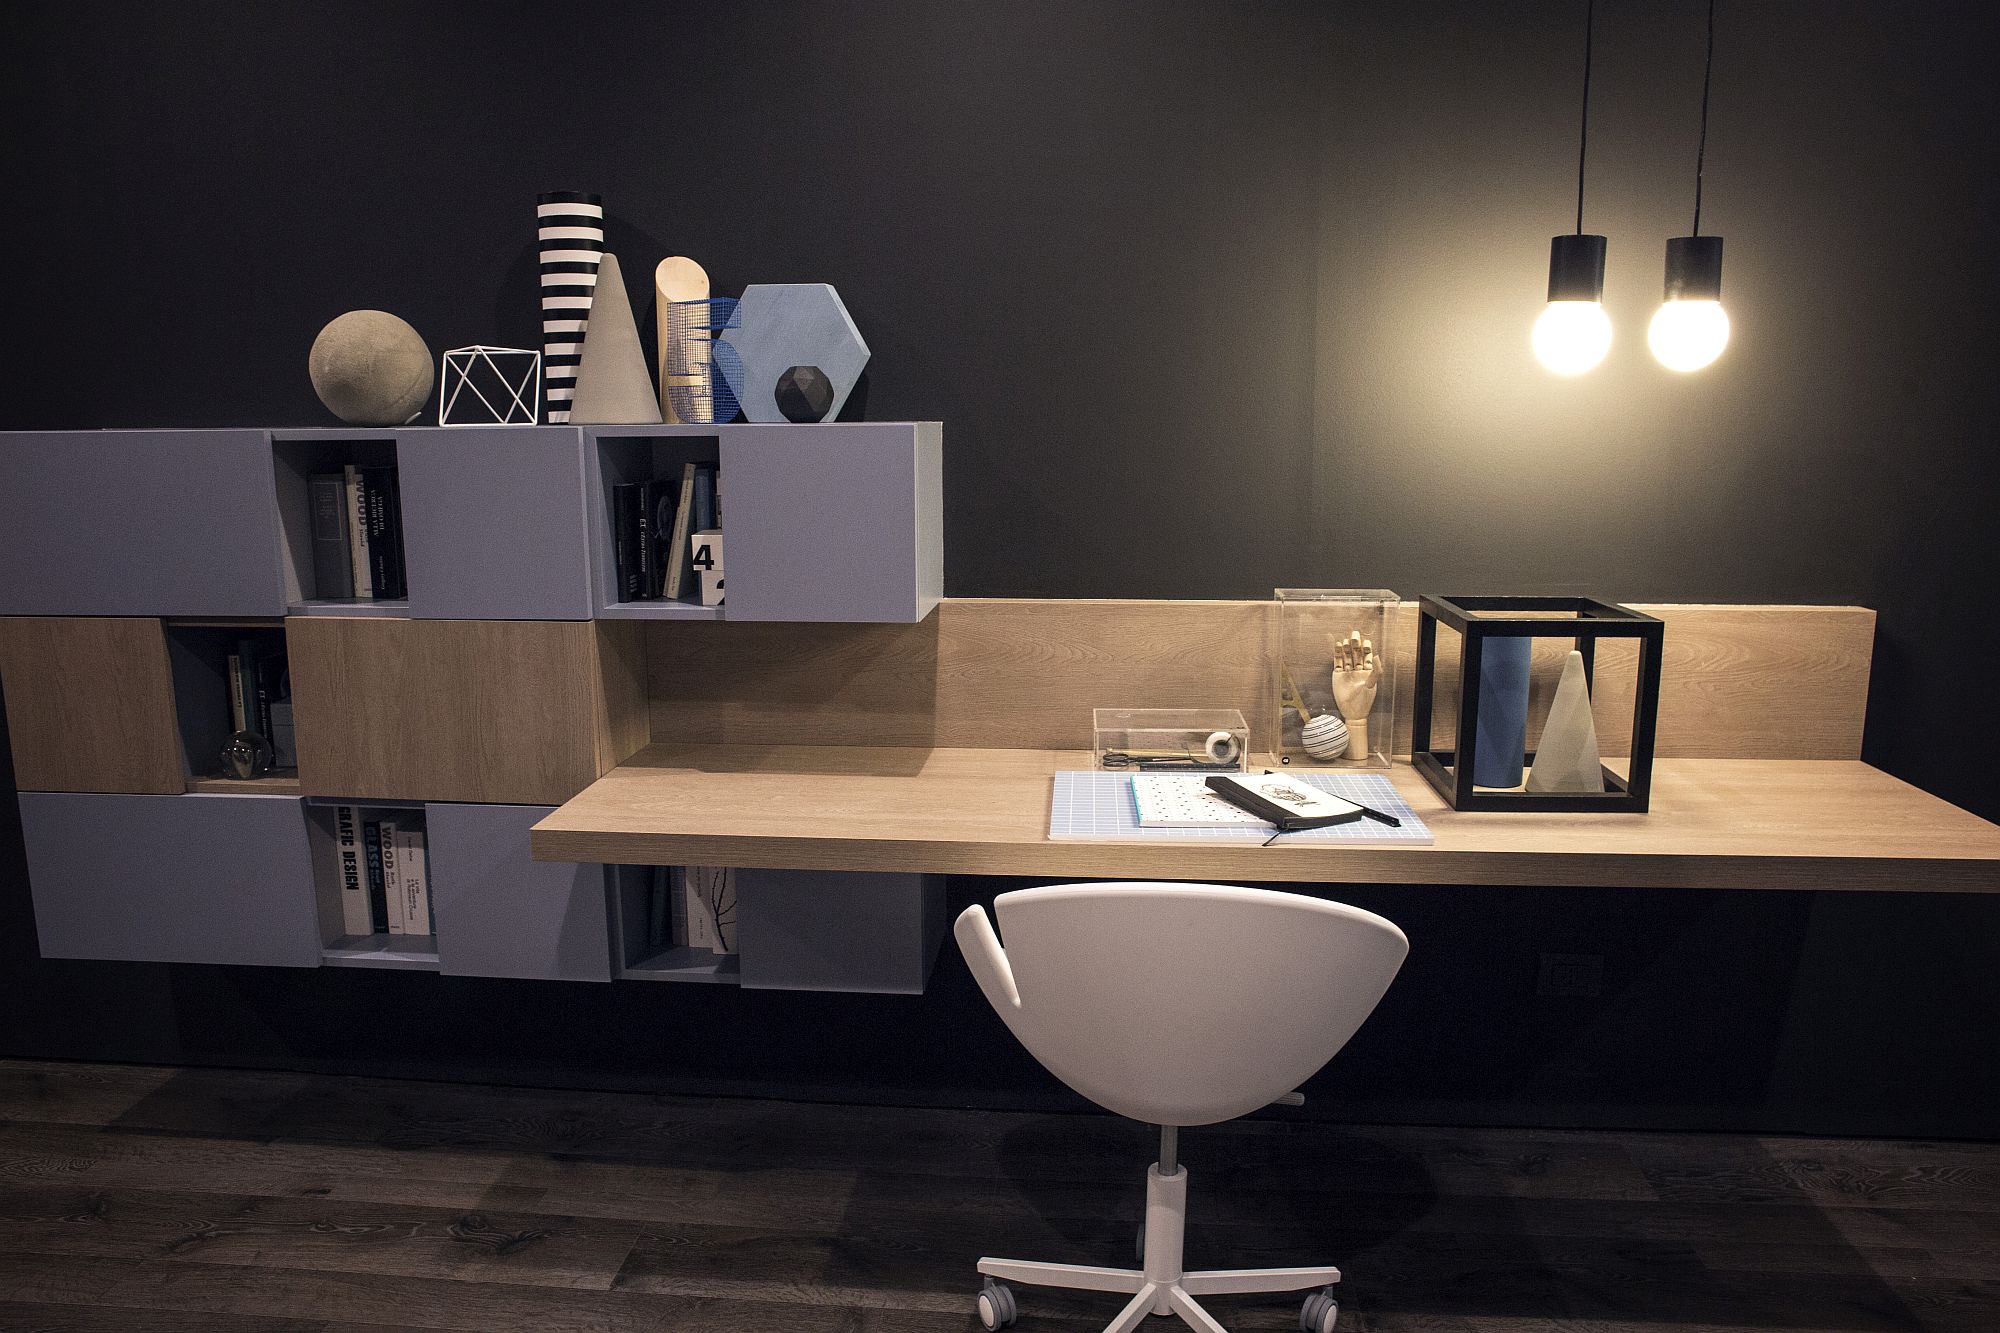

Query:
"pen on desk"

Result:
[[1261, 770, 1401, 828]]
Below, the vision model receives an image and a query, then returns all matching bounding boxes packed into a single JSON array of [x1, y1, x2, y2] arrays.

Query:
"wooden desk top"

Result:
[[531, 744, 2000, 893]]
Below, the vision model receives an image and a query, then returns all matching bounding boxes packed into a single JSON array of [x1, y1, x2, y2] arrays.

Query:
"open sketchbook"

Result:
[[1132, 773, 1362, 827], [1047, 771, 1435, 845]]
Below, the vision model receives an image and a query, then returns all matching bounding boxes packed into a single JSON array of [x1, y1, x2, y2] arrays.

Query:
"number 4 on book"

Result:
[[691, 529, 723, 607]]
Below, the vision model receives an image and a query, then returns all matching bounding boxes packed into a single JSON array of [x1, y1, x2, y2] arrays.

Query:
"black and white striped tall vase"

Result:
[[536, 191, 605, 424]]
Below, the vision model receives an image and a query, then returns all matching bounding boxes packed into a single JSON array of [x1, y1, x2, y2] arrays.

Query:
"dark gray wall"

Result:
[[2, 0, 1996, 1137]]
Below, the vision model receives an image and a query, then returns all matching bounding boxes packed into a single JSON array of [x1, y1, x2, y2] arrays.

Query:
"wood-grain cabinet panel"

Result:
[[0, 616, 185, 793], [287, 616, 646, 805]]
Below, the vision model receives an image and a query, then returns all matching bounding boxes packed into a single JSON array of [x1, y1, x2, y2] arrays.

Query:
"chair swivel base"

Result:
[[974, 1163, 1342, 1332]]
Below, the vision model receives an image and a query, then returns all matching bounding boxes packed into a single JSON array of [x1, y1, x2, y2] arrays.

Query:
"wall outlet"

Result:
[[1537, 952, 1604, 998]]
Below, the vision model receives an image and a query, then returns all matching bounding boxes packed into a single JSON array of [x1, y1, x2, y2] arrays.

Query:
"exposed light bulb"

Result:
[[1649, 298, 1729, 371], [1532, 300, 1613, 375]]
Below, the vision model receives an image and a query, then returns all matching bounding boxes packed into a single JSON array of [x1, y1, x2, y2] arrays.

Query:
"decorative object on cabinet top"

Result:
[[308, 310, 434, 427], [438, 346, 541, 426]]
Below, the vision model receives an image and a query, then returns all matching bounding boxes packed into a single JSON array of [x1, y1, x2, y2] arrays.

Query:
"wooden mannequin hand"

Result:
[[1329, 631, 1379, 760]]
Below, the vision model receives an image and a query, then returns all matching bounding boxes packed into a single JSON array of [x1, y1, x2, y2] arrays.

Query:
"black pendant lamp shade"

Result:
[[1663, 234, 1723, 301], [1548, 233, 1608, 301]]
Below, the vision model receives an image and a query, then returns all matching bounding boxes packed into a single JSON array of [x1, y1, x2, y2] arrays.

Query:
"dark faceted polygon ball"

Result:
[[774, 365, 834, 423]]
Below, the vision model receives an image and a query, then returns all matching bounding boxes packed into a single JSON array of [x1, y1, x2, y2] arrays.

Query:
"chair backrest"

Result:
[[956, 882, 1408, 1126]]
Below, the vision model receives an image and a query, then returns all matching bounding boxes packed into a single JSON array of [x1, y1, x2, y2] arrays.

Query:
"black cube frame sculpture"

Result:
[[1411, 595, 1665, 813]]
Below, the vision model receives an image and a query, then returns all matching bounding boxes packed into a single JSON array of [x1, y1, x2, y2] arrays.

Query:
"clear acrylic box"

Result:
[[1092, 708, 1248, 773], [1273, 589, 1399, 768]]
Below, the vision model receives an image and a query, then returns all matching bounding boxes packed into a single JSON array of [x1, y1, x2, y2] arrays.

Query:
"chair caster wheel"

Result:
[[1300, 1287, 1338, 1333], [978, 1278, 1018, 1329]]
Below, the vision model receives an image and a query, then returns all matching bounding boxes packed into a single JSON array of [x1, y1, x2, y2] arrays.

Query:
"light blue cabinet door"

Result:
[[718, 423, 942, 623], [20, 791, 320, 967], [397, 428, 595, 620], [735, 868, 945, 993], [427, 802, 614, 981], [0, 430, 287, 616]]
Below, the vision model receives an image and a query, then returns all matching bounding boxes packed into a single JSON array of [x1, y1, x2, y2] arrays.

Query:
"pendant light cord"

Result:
[[1575, 0, 1594, 234], [1692, 0, 1715, 235]]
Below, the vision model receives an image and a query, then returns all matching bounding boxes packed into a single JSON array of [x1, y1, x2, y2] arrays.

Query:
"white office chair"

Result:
[[955, 882, 1408, 1333]]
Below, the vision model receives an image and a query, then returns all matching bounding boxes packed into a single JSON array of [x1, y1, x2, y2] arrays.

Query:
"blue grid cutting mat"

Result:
[[1049, 771, 1434, 845]]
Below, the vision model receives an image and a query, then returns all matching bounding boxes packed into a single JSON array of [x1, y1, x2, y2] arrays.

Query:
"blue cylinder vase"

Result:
[[1472, 635, 1532, 787]]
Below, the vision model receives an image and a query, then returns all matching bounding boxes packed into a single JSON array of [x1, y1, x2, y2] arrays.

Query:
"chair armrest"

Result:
[[954, 903, 1020, 1010]]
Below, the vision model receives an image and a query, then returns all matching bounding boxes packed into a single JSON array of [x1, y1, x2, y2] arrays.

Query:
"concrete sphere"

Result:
[[309, 310, 434, 426]]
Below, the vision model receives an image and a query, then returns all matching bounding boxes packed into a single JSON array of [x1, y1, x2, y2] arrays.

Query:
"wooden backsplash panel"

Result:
[[645, 600, 1874, 761]]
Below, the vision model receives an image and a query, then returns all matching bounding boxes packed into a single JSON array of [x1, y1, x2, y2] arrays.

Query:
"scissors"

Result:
[[1099, 751, 1240, 772]]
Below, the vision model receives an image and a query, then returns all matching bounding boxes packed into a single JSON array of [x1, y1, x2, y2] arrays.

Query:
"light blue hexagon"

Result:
[[717, 284, 870, 423]]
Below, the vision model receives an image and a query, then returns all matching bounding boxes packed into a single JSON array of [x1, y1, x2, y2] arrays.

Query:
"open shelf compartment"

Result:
[[303, 797, 438, 970], [586, 426, 726, 619], [270, 431, 410, 615], [610, 865, 740, 983], [164, 618, 299, 792], [607, 862, 944, 992]]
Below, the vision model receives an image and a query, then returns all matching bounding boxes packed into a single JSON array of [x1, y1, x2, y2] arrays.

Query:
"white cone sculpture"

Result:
[[1526, 650, 1605, 793]]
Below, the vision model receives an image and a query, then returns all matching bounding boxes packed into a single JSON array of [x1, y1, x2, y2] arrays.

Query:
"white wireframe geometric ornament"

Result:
[[438, 346, 542, 426]]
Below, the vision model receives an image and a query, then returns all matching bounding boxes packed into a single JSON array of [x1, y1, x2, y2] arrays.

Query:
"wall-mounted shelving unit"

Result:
[[0, 422, 949, 995]]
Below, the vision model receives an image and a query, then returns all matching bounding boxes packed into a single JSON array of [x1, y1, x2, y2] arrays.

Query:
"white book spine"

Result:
[[394, 826, 430, 938], [344, 464, 372, 598], [377, 818, 408, 933], [334, 804, 372, 936], [678, 866, 736, 955], [226, 652, 246, 731]]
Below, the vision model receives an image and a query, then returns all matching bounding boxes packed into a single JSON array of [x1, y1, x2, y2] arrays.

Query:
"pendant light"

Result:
[[1532, 0, 1611, 376], [1650, 0, 1729, 371]]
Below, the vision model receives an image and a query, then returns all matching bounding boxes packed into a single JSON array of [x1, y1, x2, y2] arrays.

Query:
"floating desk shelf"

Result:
[[533, 744, 2000, 894]]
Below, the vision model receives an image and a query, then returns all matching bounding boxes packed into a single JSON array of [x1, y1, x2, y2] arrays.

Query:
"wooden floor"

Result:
[[0, 1061, 1994, 1331]]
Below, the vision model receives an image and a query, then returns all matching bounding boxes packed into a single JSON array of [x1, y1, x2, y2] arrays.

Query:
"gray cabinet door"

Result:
[[0, 430, 287, 616], [397, 428, 594, 620], [427, 802, 614, 981], [718, 424, 943, 622], [735, 868, 945, 993], [19, 791, 320, 966]]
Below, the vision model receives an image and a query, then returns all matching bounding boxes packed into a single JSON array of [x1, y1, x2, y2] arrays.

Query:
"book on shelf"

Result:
[[343, 464, 372, 599], [360, 819, 390, 934], [270, 699, 297, 768], [253, 648, 288, 747], [660, 480, 692, 592], [308, 471, 355, 599], [647, 866, 670, 949], [226, 651, 247, 732], [333, 804, 373, 935], [691, 464, 716, 535], [613, 482, 647, 602], [391, 823, 431, 937], [662, 462, 699, 603], [636, 478, 661, 598], [359, 467, 405, 599], [672, 865, 737, 955], [377, 817, 408, 933]]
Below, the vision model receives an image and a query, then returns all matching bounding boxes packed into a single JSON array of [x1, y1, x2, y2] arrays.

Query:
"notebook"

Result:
[[1131, 773, 1364, 828]]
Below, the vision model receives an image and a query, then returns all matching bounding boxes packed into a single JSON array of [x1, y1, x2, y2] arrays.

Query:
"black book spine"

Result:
[[613, 483, 643, 602], [383, 469, 407, 598], [361, 820, 389, 933], [637, 480, 660, 599], [361, 469, 393, 599]]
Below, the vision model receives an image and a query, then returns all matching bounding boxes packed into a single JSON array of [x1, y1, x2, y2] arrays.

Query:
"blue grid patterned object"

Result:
[[1048, 771, 1434, 845]]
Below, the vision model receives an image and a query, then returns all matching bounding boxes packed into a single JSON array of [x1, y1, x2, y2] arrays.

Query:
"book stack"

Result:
[[613, 462, 718, 605], [643, 865, 736, 955], [308, 465, 407, 600], [225, 636, 293, 768], [330, 805, 432, 938]]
